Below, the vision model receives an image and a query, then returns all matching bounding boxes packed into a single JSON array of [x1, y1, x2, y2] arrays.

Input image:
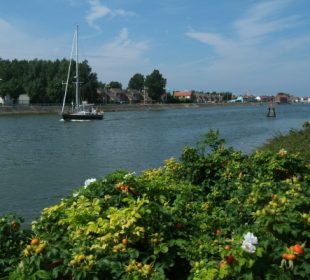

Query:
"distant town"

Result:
[[0, 59, 308, 106], [0, 89, 309, 106]]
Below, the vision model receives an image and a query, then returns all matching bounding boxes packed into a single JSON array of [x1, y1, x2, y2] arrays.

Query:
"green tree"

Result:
[[144, 69, 166, 102], [79, 60, 99, 103], [109, 81, 122, 89], [0, 58, 99, 103], [219, 91, 232, 102], [128, 73, 144, 91]]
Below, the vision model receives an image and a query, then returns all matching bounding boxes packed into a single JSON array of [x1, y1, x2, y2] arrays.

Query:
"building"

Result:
[[259, 95, 274, 103], [173, 91, 194, 102], [18, 94, 30, 105], [126, 89, 144, 103], [275, 93, 290, 104], [300, 97, 310, 103], [228, 96, 244, 103], [106, 88, 129, 104], [0, 95, 13, 105]]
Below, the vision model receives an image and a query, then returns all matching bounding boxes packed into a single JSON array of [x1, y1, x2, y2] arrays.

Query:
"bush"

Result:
[[2, 131, 310, 279], [0, 214, 30, 278]]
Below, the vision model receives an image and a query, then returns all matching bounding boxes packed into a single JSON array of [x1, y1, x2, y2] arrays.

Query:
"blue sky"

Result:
[[1, 0, 310, 96]]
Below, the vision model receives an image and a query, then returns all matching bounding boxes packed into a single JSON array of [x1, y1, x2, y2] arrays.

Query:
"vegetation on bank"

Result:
[[259, 121, 310, 163], [0, 58, 169, 104], [0, 58, 233, 105], [0, 130, 309, 279], [0, 58, 99, 104]]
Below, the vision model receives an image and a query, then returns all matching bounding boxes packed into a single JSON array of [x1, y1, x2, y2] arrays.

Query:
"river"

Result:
[[0, 103, 309, 224]]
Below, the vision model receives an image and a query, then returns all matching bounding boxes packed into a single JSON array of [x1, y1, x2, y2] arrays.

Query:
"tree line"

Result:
[[0, 58, 168, 104], [0, 58, 99, 103]]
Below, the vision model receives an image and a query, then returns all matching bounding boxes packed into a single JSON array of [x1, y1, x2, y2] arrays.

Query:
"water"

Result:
[[0, 104, 309, 223]]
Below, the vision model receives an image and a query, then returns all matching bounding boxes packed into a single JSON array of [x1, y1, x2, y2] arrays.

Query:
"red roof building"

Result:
[[173, 91, 193, 101]]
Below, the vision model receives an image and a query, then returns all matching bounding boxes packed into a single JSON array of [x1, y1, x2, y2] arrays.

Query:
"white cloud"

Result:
[[87, 28, 149, 85], [183, 0, 310, 95], [186, 31, 237, 55], [0, 17, 148, 87], [86, 0, 134, 31], [234, 1, 302, 41]]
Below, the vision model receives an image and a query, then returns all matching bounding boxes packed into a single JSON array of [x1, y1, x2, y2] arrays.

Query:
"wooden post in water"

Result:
[[267, 101, 276, 117]]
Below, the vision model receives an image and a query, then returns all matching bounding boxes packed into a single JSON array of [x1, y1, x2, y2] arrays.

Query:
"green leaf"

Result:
[[32, 270, 50, 279], [160, 244, 169, 254]]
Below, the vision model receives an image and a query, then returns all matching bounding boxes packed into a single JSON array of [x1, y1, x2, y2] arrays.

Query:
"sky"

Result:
[[1, 0, 310, 96]]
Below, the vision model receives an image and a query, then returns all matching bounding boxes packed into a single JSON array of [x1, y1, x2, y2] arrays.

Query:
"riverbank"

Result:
[[0, 102, 259, 115], [259, 121, 310, 162]]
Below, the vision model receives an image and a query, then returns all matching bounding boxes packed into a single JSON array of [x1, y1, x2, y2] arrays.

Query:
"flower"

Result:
[[243, 232, 258, 245], [73, 192, 79, 197], [241, 232, 258, 253], [278, 149, 287, 157], [241, 242, 256, 253], [84, 178, 96, 189], [124, 172, 136, 179]]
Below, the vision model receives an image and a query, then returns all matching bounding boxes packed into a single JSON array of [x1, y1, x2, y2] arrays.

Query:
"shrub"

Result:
[[0, 214, 30, 278], [2, 131, 310, 279]]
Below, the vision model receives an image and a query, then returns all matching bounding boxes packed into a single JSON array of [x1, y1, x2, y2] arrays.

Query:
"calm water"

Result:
[[0, 104, 309, 224]]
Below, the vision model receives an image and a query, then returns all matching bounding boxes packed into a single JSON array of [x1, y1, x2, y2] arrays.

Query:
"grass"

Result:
[[259, 121, 310, 162]]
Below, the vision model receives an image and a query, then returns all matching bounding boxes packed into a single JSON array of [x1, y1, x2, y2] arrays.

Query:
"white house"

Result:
[[228, 96, 244, 103], [300, 97, 310, 103], [0, 95, 13, 105], [18, 94, 30, 105]]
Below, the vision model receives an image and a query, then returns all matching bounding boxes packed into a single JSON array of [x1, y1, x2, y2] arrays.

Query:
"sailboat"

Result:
[[61, 25, 104, 121]]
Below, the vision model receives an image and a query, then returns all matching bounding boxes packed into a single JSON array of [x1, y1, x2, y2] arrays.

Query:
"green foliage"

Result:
[[1, 131, 310, 279], [0, 214, 30, 278], [0, 58, 99, 103], [128, 73, 145, 91], [144, 70, 166, 102], [109, 81, 123, 89], [259, 122, 310, 163]]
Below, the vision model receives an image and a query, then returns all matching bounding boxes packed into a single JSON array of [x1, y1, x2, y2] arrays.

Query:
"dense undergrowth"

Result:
[[0, 130, 309, 279], [260, 121, 310, 162]]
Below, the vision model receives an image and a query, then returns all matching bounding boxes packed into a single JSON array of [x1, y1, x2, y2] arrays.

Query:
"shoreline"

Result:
[[0, 102, 278, 116]]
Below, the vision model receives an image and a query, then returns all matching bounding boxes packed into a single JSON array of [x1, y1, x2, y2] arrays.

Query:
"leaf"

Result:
[[242, 273, 254, 280], [160, 244, 169, 254], [32, 270, 50, 279]]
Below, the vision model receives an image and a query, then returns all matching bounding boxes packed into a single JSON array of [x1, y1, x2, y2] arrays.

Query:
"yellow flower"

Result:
[[278, 149, 287, 157]]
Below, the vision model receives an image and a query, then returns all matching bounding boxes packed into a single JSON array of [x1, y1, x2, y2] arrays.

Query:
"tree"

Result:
[[0, 58, 99, 103], [79, 60, 98, 103], [144, 70, 166, 102], [128, 73, 144, 91], [109, 81, 122, 89]]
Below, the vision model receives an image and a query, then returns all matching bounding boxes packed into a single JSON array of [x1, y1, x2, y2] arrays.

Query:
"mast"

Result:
[[61, 27, 76, 113], [75, 24, 79, 107]]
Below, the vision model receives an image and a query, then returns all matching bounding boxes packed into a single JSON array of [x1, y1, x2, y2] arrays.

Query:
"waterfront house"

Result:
[[106, 88, 129, 104], [243, 95, 257, 103], [275, 93, 290, 104], [228, 96, 244, 103], [0, 94, 13, 105], [126, 89, 144, 103], [300, 97, 310, 103], [18, 94, 30, 105], [173, 91, 194, 102], [195, 92, 211, 103], [259, 95, 274, 103]]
